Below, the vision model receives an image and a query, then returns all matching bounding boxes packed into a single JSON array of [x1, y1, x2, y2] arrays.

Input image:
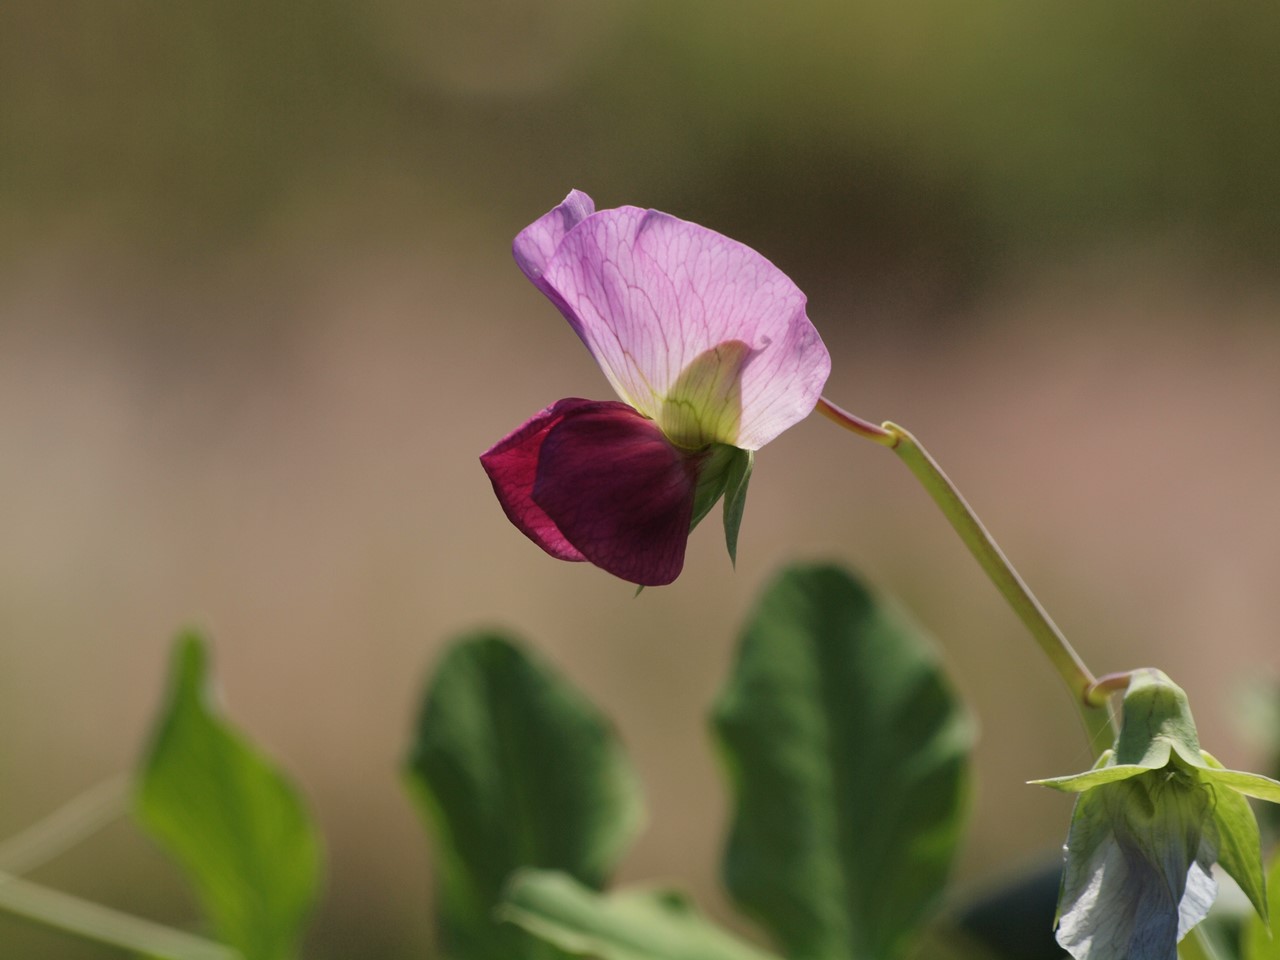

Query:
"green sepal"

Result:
[[688, 444, 740, 533], [1199, 750, 1273, 924], [721, 449, 753, 567], [1198, 750, 1280, 803], [500, 870, 782, 960], [1114, 669, 1204, 769], [1243, 847, 1280, 960], [686, 445, 753, 567], [1030, 750, 1153, 793]]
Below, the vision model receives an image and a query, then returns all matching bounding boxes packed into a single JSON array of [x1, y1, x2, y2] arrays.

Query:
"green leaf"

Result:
[[135, 632, 322, 960], [1244, 847, 1280, 960], [685, 444, 752, 566], [712, 564, 973, 960], [500, 869, 781, 960], [722, 449, 753, 567], [404, 633, 644, 960]]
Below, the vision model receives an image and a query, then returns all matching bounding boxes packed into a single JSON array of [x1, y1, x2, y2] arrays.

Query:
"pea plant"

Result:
[[3, 190, 1278, 960]]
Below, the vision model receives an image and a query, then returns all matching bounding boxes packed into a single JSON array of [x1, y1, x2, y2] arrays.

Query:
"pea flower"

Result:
[[480, 190, 831, 586], [1033, 669, 1280, 960]]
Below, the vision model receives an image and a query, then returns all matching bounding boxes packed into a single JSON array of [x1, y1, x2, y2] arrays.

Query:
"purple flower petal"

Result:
[[479, 398, 593, 563], [532, 402, 699, 586], [539, 204, 830, 450], [512, 190, 595, 305]]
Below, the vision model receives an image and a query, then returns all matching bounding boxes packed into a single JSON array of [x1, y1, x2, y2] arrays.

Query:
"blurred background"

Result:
[[3, 1, 1280, 956]]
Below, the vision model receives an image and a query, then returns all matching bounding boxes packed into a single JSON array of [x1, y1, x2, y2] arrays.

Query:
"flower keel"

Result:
[[532, 403, 700, 586], [480, 398, 595, 563], [481, 399, 703, 586]]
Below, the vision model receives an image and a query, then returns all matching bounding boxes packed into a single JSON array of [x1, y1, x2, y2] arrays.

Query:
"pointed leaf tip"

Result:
[[722, 450, 753, 568], [136, 631, 322, 960], [1243, 848, 1280, 960]]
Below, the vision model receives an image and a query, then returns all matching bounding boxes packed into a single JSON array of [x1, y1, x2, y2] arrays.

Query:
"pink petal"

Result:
[[532, 402, 698, 586], [512, 190, 595, 300], [540, 206, 831, 450], [480, 398, 594, 563]]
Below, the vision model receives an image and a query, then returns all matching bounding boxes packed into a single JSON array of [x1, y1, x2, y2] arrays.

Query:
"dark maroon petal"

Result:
[[480, 399, 598, 562], [533, 403, 699, 586]]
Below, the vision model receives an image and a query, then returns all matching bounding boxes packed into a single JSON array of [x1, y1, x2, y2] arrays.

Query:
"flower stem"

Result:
[[0, 871, 239, 960], [0, 775, 130, 876], [818, 398, 1114, 750], [815, 398, 898, 446], [0, 776, 239, 959], [1084, 671, 1134, 707]]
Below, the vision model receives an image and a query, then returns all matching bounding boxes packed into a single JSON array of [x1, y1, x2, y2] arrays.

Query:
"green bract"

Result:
[[687, 444, 754, 565], [1033, 669, 1280, 960]]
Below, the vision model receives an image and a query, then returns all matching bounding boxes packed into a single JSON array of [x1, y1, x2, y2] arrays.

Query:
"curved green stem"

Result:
[[0, 775, 129, 875], [0, 871, 239, 960], [0, 776, 239, 959], [815, 398, 897, 446], [818, 398, 1115, 750]]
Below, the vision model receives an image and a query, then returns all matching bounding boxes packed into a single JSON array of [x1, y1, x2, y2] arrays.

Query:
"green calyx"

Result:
[[1113, 669, 1204, 769], [1032, 668, 1280, 938], [688, 444, 754, 567]]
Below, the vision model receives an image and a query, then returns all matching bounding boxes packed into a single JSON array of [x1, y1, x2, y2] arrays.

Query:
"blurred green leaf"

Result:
[[712, 564, 973, 960], [405, 633, 644, 960], [1244, 846, 1280, 960], [500, 869, 780, 960], [135, 632, 322, 960]]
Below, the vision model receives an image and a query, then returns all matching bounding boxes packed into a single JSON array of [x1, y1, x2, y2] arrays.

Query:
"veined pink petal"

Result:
[[539, 205, 831, 450], [532, 402, 698, 586], [512, 190, 595, 300], [480, 398, 593, 563]]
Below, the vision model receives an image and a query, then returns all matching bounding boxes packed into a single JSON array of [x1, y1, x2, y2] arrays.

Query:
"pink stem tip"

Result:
[[815, 397, 897, 446]]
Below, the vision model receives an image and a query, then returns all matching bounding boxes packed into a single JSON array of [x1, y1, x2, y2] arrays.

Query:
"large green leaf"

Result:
[[135, 632, 322, 960], [1244, 847, 1280, 960], [500, 869, 781, 960], [404, 633, 644, 960], [712, 564, 974, 960]]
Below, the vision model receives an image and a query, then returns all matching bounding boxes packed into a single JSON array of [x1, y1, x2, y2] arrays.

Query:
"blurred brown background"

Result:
[[3, 2, 1280, 956]]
